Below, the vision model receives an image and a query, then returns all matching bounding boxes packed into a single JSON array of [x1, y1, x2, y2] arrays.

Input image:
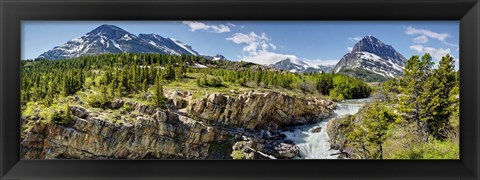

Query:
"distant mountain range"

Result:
[[38, 25, 406, 81], [268, 36, 406, 78], [38, 24, 225, 61], [269, 58, 334, 73]]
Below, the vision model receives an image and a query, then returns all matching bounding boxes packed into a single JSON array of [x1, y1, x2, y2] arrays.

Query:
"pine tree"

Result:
[[153, 75, 164, 108], [362, 101, 396, 159], [165, 64, 176, 80], [316, 72, 333, 95], [142, 79, 149, 93], [180, 64, 187, 78], [398, 54, 434, 142], [45, 81, 56, 105], [423, 54, 456, 140]]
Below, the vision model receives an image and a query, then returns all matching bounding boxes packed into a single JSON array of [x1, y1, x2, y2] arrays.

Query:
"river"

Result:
[[281, 98, 371, 159]]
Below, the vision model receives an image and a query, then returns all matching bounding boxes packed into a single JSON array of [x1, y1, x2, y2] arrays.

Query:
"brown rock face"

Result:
[[21, 91, 336, 159], [22, 105, 235, 159], [188, 91, 336, 130], [326, 115, 352, 150]]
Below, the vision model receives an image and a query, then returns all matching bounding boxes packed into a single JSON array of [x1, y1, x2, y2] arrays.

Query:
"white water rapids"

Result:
[[282, 98, 371, 159]]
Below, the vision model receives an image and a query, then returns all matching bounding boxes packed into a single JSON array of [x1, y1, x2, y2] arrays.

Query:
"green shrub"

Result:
[[197, 76, 224, 88], [85, 90, 112, 108], [230, 150, 246, 160], [40, 104, 75, 126], [388, 139, 459, 159], [121, 103, 133, 112]]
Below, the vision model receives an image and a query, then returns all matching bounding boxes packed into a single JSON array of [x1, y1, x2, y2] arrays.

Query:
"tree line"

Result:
[[21, 53, 372, 110]]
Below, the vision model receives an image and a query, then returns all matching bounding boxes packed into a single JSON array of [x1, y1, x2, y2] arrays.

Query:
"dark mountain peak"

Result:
[[351, 35, 406, 63], [87, 24, 131, 39], [279, 58, 292, 63], [363, 35, 378, 42], [212, 54, 226, 60], [352, 35, 388, 52]]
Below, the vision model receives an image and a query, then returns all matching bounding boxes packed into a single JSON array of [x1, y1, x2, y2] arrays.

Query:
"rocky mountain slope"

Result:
[[333, 36, 407, 78], [38, 24, 224, 60], [21, 91, 335, 159]]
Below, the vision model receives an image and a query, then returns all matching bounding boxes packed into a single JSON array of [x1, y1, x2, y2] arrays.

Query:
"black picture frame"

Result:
[[1, 0, 479, 179]]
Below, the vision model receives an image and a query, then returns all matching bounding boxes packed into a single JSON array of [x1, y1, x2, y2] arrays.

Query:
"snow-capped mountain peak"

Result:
[[200, 54, 227, 61], [333, 35, 407, 78], [212, 54, 226, 60], [38, 24, 218, 60], [86, 24, 131, 40]]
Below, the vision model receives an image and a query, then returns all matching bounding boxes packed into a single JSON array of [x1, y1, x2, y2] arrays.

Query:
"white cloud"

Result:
[[347, 47, 353, 51], [410, 45, 424, 52], [409, 45, 451, 61], [406, 26, 459, 56], [228, 31, 338, 66], [454, 58, 459, 70], [241, 51, 297, 65], [182, 21, 230, 33], [406, 26, 459, 48], [227, 32, 268, 44], [348, 36, 362, 43], [413, 35, 429, 43], [227, 22, 236, 27], [269, 43, 277, 50], [405, 26, 449, 41], [226, 32, 273, 55], [442, 41, 459, 51]]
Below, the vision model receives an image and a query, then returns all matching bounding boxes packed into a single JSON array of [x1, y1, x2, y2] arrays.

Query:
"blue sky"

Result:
[[22, 21, 459, 66]]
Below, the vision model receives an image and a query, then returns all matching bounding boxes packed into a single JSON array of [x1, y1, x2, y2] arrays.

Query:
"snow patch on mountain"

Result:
[[269, 58, 335, 73], [169, 38, 199, 56]]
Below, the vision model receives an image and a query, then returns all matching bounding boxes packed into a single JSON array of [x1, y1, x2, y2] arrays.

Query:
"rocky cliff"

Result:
[[21, 91, 336, 159], [188, 91, 336, 130], [22, 104, 235, 159]]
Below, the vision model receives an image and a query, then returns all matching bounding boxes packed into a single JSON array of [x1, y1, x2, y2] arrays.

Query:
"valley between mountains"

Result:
[[21, 24, 459, 159]]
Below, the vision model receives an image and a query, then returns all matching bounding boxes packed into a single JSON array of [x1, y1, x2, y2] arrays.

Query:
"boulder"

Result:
[[310, 127, 322, 133], [273, 142, 300, 158], [326, 115, 351, 147], [110, 99, 124, 109]]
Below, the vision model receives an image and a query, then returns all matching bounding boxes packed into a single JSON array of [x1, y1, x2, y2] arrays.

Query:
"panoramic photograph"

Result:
[[20, 21, 459, 159]]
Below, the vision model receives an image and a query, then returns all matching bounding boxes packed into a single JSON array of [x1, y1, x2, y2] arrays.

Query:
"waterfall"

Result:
[[282, 98, 370, 159]]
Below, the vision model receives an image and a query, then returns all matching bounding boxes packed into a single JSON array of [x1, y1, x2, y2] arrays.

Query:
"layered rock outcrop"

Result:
[[188, 91, 336, 130], [22, 105, 234, 159], [22, 91, 336, 159], [327, 113, 365, 151]]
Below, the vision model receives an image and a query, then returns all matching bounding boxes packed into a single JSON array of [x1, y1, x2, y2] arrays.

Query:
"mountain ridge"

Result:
[[269, 58, 335, 73], [38, 24, 224, 60]]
